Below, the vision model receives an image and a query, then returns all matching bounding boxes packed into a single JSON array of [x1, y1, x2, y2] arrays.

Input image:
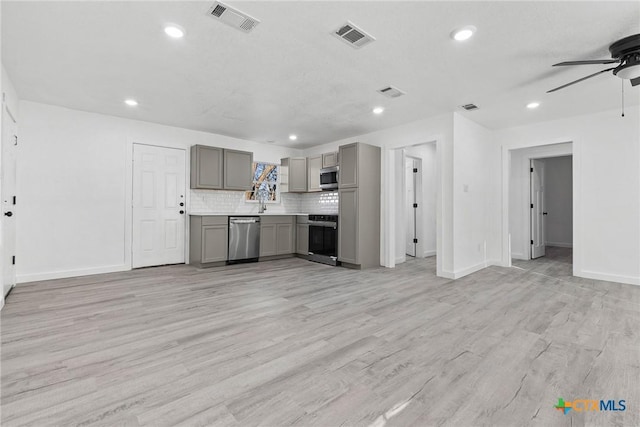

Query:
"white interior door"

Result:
[[2, 104, 17, 298], [405, 157, 416, 257], [132, 144, 186, 268], [530, 159, 546, 259]]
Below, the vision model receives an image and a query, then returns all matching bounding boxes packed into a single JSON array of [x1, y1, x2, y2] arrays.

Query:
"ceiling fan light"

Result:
[[615, 63, 640, 80]]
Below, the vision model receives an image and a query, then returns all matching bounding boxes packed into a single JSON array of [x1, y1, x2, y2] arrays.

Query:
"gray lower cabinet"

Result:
[[296, 223, 309, 255], [224, 149, 253, 190], [260, 224, 277, 257], [338, 188, 358, 264], [260, 216, 295, 258], [191, 145, 223, 189], [307, 155, 322, 192], [276, 224, 294, 255], [190, 216, 228, 266], [190, 145, 252, 191]]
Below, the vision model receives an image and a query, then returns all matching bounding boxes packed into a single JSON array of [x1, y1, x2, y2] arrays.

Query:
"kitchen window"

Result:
[[245, 162, 279, 203]]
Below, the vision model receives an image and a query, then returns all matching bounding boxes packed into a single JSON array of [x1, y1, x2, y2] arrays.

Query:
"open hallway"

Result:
[[2, 257, 638, 426]]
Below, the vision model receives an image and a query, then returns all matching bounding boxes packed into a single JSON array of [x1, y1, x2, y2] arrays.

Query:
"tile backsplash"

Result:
[[189, 190, 339, 215], [299, 191, 339, 214]]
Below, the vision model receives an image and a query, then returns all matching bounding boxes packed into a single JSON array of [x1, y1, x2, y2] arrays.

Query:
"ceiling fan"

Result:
[[547, 34, 640, 93]]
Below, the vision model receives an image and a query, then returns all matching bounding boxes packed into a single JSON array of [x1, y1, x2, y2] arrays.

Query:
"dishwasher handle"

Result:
[[229, 217, 260, 224]]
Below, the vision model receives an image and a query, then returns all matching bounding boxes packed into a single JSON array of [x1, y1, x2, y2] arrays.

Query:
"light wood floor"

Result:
[[2, 251, 639, 426]]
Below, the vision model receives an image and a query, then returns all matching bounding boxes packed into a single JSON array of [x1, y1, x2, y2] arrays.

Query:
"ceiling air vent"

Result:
[[206, 1, 260, 33], [377, 86, 406, 98], [460, 103, 479, 111], [333, 21, 375, 49]]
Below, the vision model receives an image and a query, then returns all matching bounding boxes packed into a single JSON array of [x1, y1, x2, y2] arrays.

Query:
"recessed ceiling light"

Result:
[[451, 25, 476, 42], [124, 99, 138, 107], [527, 102, 540, 109], [373, 107, 384, 115], [164, 25, 185, 38], [289, 134, 297, 141]]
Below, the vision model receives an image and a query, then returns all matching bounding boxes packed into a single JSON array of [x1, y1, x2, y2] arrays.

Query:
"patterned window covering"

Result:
[[245, 162, 278, 202]]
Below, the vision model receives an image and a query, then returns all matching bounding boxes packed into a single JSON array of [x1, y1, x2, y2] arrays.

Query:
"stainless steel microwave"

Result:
[[319, 166, 339, 190]]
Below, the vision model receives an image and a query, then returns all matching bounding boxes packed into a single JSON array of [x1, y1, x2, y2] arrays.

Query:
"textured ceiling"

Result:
[[3, 1, 639, 147]]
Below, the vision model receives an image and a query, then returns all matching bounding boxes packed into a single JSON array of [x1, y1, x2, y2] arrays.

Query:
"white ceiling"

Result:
[[3, 1, 639, 148]]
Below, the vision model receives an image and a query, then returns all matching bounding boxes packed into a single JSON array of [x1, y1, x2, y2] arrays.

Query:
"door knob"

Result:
[[179, 210, 185, 214], [4, 211, 12, 217]]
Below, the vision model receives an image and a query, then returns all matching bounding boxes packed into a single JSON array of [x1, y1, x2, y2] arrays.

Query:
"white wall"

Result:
[[509, 143, 572, 260], [499, 106, 640, 285], [451, 114, 500, 276], [17, 101, 301, 283], [544, 156, 572, 247]]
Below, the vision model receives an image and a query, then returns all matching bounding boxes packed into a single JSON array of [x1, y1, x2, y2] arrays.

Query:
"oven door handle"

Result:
[[308, 221, 337, 228]]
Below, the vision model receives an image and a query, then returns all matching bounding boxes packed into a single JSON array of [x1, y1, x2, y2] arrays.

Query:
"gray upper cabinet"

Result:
[[307, 155, 322, 192], [281, 157, 307, 193], [191, 145, 223, 189], [322, 152, 338, 168], [223, 149, 253, 191], [190, 145, 252, 191], [338, 143, 358, 188]]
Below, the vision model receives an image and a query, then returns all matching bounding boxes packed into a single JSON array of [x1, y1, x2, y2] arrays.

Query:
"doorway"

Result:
[[405, 156, 420, 257], [393, 142, 437, 266], [1, 103, 17, 298], [132, 144, 187, 268], [530, 155, 573, 261]]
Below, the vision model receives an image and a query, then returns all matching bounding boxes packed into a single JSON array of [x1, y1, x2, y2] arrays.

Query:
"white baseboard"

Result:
[[546, 242, 573, 248], [576, 270, 639, 286], [17, 264, 131, 284], [439, 260, 504, 280], [438, 270, 455, 279], [452, 262, 488, 279], [422, 250, 436, 257], [395, 255, 407, 264], [510, 252, 528, 260]]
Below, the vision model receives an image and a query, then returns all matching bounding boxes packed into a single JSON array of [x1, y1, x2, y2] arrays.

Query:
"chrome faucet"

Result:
[[258, 196, 267, 213]]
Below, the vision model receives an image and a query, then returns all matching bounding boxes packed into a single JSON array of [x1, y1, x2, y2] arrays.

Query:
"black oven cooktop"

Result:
[[307, 215, 339, 266]]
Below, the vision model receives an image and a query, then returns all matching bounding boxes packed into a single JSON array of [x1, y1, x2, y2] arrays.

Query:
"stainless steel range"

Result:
[[308, 214, 339, 266]]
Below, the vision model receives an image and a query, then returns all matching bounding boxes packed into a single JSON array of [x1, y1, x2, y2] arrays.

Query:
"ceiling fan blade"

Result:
[[631, 77, 640, 87], [553, 59, 620, 66], [547, 67, 617, 93]]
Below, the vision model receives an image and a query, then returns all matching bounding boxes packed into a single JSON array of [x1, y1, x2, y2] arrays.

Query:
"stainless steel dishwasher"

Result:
[[228, 216, 261, 263]]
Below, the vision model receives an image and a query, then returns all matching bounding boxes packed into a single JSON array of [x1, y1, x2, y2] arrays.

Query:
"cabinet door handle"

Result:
[[4, 211, 13, 217], [179, 210, 185, 215]]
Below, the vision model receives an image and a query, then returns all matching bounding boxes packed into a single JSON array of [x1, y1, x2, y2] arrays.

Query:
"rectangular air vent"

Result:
[[460, 103, 479, 111], [206, 1, 260, 33], [333, 21, 375, 49], [377, 86, 406, 98]]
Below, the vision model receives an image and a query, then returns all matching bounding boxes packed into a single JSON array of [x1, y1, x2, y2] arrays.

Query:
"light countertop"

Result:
[[189, 212, 310, 216]]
